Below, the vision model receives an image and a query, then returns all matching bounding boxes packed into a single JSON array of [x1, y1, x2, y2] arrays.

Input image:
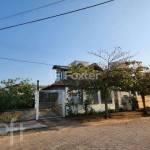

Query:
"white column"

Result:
[[62, 90, 66, 117], [98, 91, 101, 104], [135, 92, 138, 97], [111, 90, 115, 104], [65, 87, 68, 99], [35, 90, 39, 120], [83, 91, 86, 102]]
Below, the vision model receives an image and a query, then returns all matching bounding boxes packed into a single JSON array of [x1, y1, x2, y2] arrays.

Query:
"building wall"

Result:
[[91, 104, 115, 111], [65, 90, 116, 116], [65, 104, 116, 116], [137, 95, 150, 108], [42, 88, 134, 116]]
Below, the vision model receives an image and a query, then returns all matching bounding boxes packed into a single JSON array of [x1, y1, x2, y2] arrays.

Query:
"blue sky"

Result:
[[0, 0, 150, 85]]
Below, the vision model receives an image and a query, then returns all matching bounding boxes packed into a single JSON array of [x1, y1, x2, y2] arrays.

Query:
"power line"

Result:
[[0, 40, 71, 57], [0, 0, 71, 20], [0, 56, 54, 66], [0, 0, 114, 31]]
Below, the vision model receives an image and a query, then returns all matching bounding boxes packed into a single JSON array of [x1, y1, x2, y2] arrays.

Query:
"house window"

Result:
[[56, 70, 62, 81], [90, 93, 99, 104], [101, 90, 112, 104]]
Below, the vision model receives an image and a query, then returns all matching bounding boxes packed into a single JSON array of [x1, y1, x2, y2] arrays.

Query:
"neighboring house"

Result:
[[41, 60, 133, 116]]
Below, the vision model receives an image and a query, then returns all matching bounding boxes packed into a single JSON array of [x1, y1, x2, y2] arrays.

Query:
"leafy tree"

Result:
[[67, 47, 135, 118], [0, 78, 35, 112], [118, 61, 150, 114], [137, 72, 150, 114]]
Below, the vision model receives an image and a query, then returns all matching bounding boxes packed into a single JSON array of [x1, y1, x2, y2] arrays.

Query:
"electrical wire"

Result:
[[0, 56, 54, 66], [0, 0, 114, 31], [0, 0, 72, 20], [0, 41, 70, 57]]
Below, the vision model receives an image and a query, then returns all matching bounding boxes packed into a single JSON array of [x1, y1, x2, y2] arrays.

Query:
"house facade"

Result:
[[41, 60, 133, 116]]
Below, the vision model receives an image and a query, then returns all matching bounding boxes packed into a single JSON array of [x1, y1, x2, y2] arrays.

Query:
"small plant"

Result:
[[83, 99, 91, 114], [89, 97, 95, 104], [66, 98, 77, 116], [119, 107, 124, 112], [88, 108, 97, 115], [83, 97, 96, 114]]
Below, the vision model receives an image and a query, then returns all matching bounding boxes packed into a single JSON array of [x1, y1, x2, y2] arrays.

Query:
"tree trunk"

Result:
[[141, 93, 147, 114], [104, 89, 109, 119]]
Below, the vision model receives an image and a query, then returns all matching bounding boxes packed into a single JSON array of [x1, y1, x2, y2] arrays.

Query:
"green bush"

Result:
[[66, 98, 78, 116], [119, 107, 125, 112], [0, 78, 35, 112], [89, 108, 96, 115]]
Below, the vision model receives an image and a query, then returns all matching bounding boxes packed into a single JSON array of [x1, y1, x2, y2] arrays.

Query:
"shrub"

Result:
[[66, 98, 78, 116], [0, 78, 35, 112], [89, 108, 97, 115], [119, 107, 125, 112]]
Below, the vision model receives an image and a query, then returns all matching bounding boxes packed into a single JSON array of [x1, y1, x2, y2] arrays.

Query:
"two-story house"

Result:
[[41, 60, 132, 116]]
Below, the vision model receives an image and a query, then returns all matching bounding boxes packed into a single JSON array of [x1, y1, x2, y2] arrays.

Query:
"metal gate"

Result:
[[38, 90, 65, 119]]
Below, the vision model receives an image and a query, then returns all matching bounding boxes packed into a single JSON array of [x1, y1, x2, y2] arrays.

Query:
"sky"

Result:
[[0, 0, 150, 85]]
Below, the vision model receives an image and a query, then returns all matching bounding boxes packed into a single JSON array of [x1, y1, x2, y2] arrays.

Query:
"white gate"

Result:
[[35, 90, 65, 119]]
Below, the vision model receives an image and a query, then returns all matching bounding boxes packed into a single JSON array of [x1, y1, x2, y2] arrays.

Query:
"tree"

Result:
[[0, 78, 35, 112], [67, 47, 135, 118], [118, 61, 150, 114]]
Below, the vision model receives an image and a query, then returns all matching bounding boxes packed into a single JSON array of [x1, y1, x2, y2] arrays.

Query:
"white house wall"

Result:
[[90, 104, 115, 112], [65, 89, 116, 116], [68, 91, 131, 115]]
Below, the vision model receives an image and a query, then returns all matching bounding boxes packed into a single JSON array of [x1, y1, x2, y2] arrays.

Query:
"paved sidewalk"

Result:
[[0, 117, 150, 150]]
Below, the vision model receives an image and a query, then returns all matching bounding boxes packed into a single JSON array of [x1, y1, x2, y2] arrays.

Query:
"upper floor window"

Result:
[[56, 70, 62, 81]]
